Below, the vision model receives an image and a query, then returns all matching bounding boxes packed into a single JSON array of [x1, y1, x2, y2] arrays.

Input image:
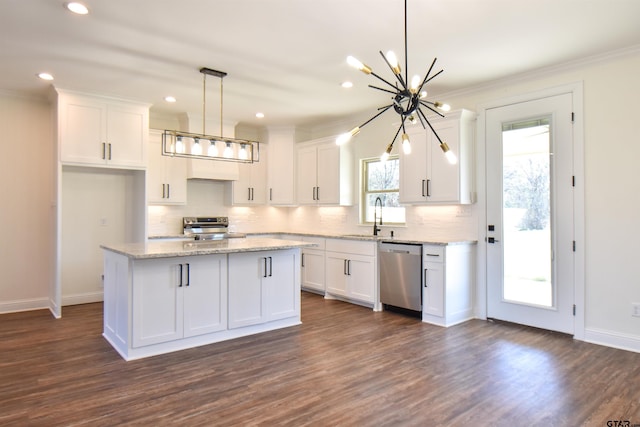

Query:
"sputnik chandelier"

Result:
[[162, 67, 259, 163], [336, 0, 457, 164]]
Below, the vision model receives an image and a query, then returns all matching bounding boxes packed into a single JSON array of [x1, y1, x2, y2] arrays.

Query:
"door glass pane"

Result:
[[502, 119, 552, 307]]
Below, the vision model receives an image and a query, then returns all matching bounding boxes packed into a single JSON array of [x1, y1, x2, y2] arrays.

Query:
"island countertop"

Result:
[[101, 237, 315, 260]]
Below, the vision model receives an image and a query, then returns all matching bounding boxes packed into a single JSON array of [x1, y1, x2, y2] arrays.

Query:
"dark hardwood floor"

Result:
[[1, 292, 639, 426]]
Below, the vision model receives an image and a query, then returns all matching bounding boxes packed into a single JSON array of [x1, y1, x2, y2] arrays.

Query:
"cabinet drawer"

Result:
[[423, 245, 445, 262], [326, 239, 376, 256], [302, 236, 325, 250]]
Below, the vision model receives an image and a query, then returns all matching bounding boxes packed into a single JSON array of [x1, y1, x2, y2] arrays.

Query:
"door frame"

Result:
[[475, 82, 585, 340]]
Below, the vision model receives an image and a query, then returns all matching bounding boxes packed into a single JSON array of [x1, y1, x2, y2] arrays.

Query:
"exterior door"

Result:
[[486, 93, 574, 334]]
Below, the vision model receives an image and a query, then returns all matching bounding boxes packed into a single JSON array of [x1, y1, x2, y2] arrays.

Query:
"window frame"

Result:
[[361, 155, 405, 225]]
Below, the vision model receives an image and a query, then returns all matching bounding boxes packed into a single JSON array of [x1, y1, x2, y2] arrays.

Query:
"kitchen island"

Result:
[[102, 238, 314, 360]]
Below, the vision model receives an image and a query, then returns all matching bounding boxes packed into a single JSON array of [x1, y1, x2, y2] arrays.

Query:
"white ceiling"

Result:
[[2, 0, 640, 127]]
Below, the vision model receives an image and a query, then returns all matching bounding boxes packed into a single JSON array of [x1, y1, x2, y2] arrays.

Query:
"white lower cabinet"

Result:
[[422, 244, 475, 327], [228, 249, 300, 329], [324, 239, 377, 307], [301, 237, 326, 294], [132, 254, 227, 348]]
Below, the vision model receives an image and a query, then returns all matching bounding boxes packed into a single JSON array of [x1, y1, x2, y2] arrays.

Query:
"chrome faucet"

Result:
[[373, 196, 383, 236]]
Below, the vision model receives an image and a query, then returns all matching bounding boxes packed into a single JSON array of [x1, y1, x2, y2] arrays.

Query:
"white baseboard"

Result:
[[584, 327, 640, 354], [0, 297, 50, 314], [62, 291, 103, 306]]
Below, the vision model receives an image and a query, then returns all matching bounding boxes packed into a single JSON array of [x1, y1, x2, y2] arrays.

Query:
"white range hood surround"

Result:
[[178, 112, 240, 181]]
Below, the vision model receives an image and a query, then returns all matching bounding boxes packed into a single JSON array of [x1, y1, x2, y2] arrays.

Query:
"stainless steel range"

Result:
[[183, 216, 245, 240]]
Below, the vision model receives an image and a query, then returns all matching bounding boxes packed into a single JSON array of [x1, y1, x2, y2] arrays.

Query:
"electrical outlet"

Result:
[[632, 303, 640, 317]]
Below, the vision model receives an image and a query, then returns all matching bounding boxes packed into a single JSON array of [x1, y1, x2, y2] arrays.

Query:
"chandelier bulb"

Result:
[[336, 126, 360, 145], [175, 136, 185, 154], [410, 75, 421, 94], [435, 101, 451, 112], [420, 90, 428, 99], [402, 133, 412, 154], [385, 51, 401, 75], [223, 142, 233, 158], [347, 56, 372, 75], [239, 143, 248, 160], [380, 143, 393, 162], [208, 139, 218, 157], [192, 137, 202, 155], [408, 115, 417, 125], [440, 142, 458, 165]]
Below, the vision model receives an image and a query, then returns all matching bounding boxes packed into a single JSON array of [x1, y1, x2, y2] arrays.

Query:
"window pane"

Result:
[[365, 193, 405, 223], [367, 158, 399, 191]]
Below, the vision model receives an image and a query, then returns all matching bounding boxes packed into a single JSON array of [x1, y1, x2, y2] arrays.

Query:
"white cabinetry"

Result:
[[325, 239, 377, 307], [147, 129, 187, 205], [422, 244, 475, 327], [400, 109, 475, 204], [56, 89, 148, 169], [301, 237, 326, 294], [132, 254, 227, 347], [231, 150, 267, 205], [267, 127, 296, 205], [228, 249, 300, 329], [296, 137, 352, 205]]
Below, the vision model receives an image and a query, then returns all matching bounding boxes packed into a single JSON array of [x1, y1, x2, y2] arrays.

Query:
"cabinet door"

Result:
[[106, 105, 146, 168], [325, 252, 349, 297], [347, 255, 375, 304], [296, 145, 318, 204], [183, 255, 228, 338], [423, 261, 445, 317], [427, 120, 460, 203], [132, 258, 183, 347], [267, 250, 299, 321], [399, 128, 428, 204], [60, 97, 106, 165], [316, 143, 340, 204], [267, 134, 295, 205], [301, 249, 325, 293], [148, 130, 187, 204], [232, 162, 254, 204], [228, 252, 267, 328]]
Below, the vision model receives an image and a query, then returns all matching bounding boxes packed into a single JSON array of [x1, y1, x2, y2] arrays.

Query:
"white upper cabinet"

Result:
[[267, 127, 296, 205], [56, 89, 148, 169], [230, 148, 267, 205], [147, 129, 187, 205], [295, 137, 352, 206], [399, 109, 475, 204]]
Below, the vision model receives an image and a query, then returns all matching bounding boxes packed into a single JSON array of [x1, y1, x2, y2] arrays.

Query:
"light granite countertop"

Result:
[[102, 238, 315, 260], [148, 232, 477, 246]]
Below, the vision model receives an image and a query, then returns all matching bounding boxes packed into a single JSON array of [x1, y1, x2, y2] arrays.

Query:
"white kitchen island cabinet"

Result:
[[228, 249, 299, 329], [102, 238, 311, 361]]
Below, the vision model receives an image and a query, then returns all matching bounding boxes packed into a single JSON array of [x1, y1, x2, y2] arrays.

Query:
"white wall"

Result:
[[0, 92, 55, 312]]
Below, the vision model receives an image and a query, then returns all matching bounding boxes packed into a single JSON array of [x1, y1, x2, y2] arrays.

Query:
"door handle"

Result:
[[347, 259, 351, 276], [268, 257, 273, 277], [178, 264, 183, 287], [108, 143, 112, 160], [270, 188, 273, 201], [263, 257, 268, 278], [316, 187, 319, 201], [343, 259, 347, 275], [102, 142, 107, 160], [421, 179, 426, 197], [167, 184, 170, 199], [301, 253, 305, 268], [424, 268, 428, 287], [185, 263, 190, 287], [162, 184, 166, 199], [426, 179, 431, 197]]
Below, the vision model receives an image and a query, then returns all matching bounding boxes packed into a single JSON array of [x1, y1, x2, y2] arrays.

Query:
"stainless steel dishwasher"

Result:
[[379, 242, 422, 314]]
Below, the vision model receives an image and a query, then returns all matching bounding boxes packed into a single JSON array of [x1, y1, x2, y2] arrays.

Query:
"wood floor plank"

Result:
[[1, 292, 639, 426]]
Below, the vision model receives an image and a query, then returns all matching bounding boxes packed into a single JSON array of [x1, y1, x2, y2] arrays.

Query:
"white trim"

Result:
[[476, 82, 585, 340], [584, 328, 640, 354], [62, 291, 104, 306], [0, 298, 50, 314]]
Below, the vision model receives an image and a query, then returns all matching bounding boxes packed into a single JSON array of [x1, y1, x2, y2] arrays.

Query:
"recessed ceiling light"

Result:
[[255, 112, 265, 119], [37, 72, 54, 81], [164, 96, 177, 103], [65, 2, 89, 15], [341, 81, 353, 88]]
